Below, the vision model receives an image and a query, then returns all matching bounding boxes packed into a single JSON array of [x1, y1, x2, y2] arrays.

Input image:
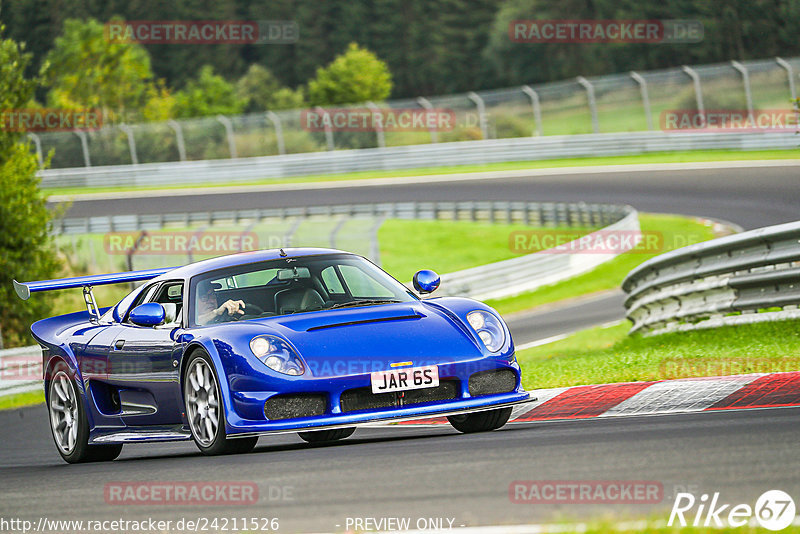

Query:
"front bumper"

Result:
[[225, 359, 525, 434], [226, 390, 535, 437]]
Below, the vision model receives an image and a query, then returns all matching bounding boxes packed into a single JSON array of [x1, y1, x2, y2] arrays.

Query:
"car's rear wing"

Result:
[[13, 267, 177, 322], [13, 267, 177, 300]]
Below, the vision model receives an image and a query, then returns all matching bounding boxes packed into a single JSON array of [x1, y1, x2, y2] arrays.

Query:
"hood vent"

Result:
[[306, 313, 422, 332]]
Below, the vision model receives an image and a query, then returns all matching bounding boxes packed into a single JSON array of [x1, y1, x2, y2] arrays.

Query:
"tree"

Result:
[[173, 65, 245, 118], [307, 43, 392, 106], [0, 28, 61, 348], [236, 64, 305, 113], [43, 18, 170, 123]]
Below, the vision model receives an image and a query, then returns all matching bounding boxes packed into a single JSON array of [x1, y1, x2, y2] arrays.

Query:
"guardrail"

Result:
[[53, 200, 629, 235], [39, 130, 798, 190], [622, 220, 800, 335], [0, 346, 42, 397]]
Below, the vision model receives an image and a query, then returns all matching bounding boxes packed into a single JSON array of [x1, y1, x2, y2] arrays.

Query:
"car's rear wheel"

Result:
[[298, 427, 355, 443], [184, 351, 258, 455], [447, 407, 512, 433], [48, 364, 123, 463]]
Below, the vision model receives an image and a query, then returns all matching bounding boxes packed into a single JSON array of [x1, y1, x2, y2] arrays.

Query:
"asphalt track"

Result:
[[0, 163, 796, 531], [1, 405, 799, 532], [60, 164, 800, 230]]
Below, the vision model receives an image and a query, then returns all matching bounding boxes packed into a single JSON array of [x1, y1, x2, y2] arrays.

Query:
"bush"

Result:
[[307, 43, 392, 107]]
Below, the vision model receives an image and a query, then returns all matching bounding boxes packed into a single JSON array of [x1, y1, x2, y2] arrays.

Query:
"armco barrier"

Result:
[[38, 130, 798, 190], [622, 220, 800, 335], [0, 345, 43, 396]]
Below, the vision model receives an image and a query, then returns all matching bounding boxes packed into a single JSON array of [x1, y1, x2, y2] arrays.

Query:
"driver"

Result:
[[196, 280, 245, 325]]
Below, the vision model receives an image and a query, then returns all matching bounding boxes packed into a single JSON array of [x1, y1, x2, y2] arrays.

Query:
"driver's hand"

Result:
[[217, 299, 245, 316]]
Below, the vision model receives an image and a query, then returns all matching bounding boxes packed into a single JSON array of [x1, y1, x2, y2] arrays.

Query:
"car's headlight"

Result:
[[250, 335, 305, 375], [466, 310, 506, 352]]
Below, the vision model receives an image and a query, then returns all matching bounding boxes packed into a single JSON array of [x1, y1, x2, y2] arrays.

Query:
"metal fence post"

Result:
[[167, 119, 187, 161], [27, 133, 43, 167], [74, 130, 91, 167], [416, 97, 438, 143], [366, 102, 386, 148], [314, 107, 335, 151], [630, 71, 654, 131], [369, 216, 385, 265], [731, 61, 754, 123], [119, 124, 138, 165], [521, 85, 543, 136], [467, 92, 489, 139], [266, 111, 286, 155], [329, 218, 347, 248], [681, 66, 705, 115], [775, 58, 798, 127], [284, 218, 303, 247], [576, 76, 599, 133], [216, 115, 237, 158], [776, 57, 797, 101]]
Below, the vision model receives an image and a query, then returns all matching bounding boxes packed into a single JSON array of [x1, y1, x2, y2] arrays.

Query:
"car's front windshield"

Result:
[[189, 253, 416, 326]]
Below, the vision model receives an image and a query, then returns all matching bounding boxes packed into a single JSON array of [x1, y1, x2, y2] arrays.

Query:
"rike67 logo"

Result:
[[669, 490, 796, 531]]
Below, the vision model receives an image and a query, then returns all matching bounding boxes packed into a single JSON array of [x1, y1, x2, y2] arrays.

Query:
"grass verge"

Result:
[[487, 214, 719, 316], [517, 320, 800, 390], [45, 149, 799, 197], [0, 390, 44, 411], [379, 220, 594, 283]]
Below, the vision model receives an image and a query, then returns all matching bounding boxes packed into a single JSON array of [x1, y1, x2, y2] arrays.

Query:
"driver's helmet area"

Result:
[[194, 279, 223, 325]]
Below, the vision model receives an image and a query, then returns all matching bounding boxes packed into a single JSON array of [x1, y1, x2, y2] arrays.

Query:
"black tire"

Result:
[[48, 363, 123, 463], [447, 407, 512, 434], [183, 351, 258, 455], [298, 427, 355, 443]]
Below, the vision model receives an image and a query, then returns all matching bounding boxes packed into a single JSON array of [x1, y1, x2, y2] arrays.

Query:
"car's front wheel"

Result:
[[48, 363, 123, 463], [297, 427, 355, 443], [447, 407, 512, 433], [184, 351, 258, 455]]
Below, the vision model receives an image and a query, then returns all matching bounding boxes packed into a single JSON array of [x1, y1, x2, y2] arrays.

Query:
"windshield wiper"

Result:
[[329, 299, 403, 309]]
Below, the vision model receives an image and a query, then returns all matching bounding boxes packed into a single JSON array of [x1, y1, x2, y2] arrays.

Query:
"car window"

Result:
[[339, 265, 395, 298], [188, 254, 414, 326], [320, 266, 345, 294], [232, 268, 280, 288], [151, 281, 184, 324], [123, 283, 158, 323]]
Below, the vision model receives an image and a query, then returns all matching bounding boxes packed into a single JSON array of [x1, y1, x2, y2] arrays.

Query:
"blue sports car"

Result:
[[14, 248, 531, 463]]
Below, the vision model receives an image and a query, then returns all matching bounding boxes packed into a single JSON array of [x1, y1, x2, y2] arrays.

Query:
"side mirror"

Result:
[[413, 269, 440, 294], [129, 303, 166, 327]]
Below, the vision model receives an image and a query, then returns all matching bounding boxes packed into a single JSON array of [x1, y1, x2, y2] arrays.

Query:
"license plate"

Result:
[[371, 365, 439, 394]]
